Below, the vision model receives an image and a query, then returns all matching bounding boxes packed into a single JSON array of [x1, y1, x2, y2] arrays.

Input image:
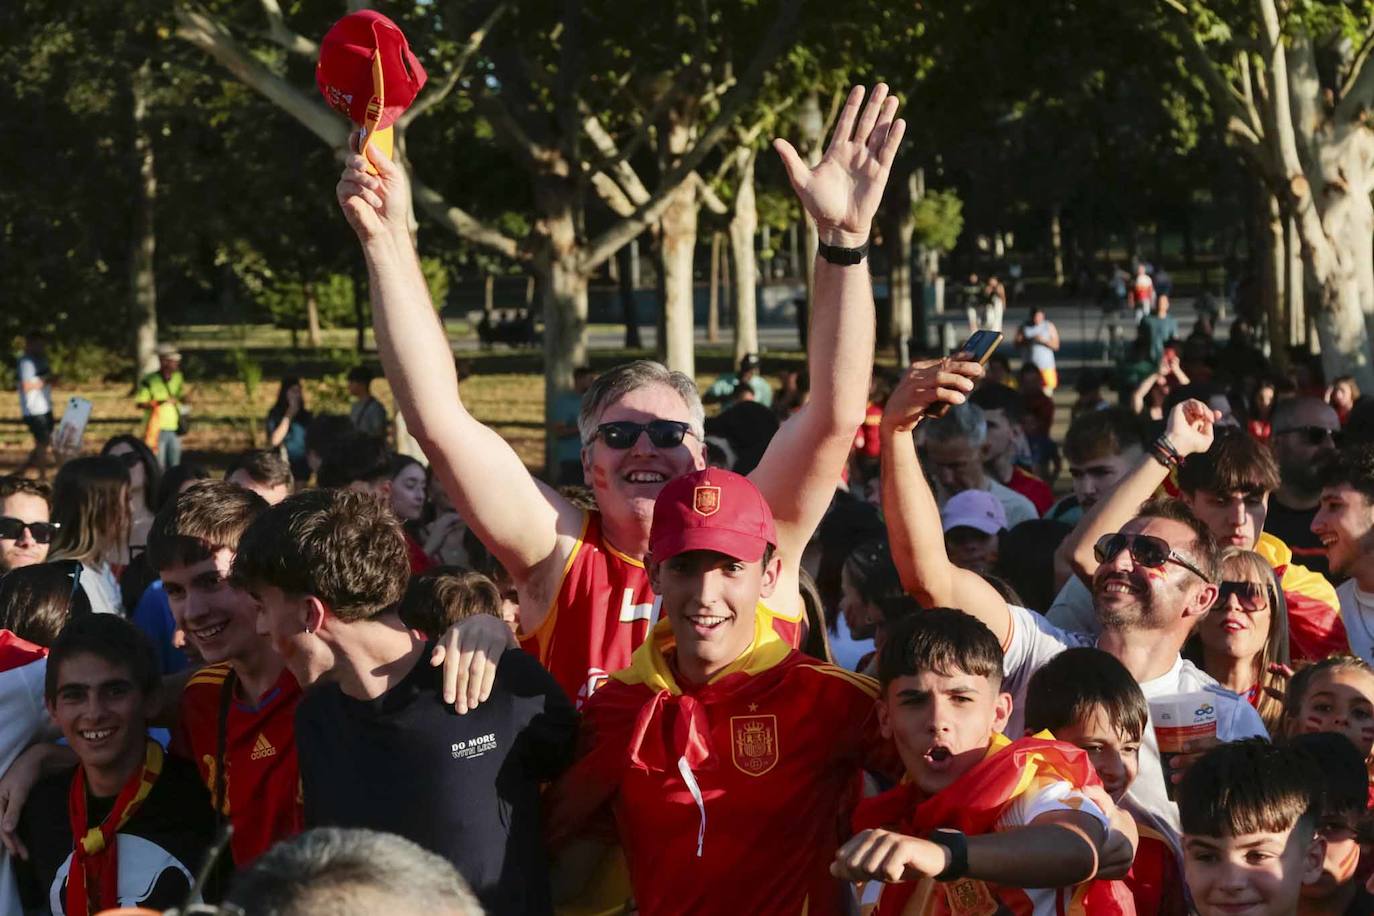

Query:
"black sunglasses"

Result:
[[593, 420, 695, 450], [1093, 532, 1211, 583], [1273, 426, 1340, 447], [1216, 580, 1272, 612], [0, 517, 60, 544]]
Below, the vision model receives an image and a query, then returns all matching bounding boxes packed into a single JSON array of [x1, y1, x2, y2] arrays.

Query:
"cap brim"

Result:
[[942, 519, 1001, 536], [651, 527, 769, 564]]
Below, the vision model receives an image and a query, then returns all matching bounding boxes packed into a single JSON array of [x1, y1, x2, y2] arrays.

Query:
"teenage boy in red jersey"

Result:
[[147, 480, 303, 866], [833, 611, 1119, 916], [336, 82, 907, 712], [547, 467, 900, 916]]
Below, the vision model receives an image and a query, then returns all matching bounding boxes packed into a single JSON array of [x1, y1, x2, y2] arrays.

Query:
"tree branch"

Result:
[[175, 4, 522, 262], [256, 0, 317, 58], [1160, 1, 1263, 142], [398, 0, 510, 129], [577, 0, 803, 272], [582, 107, 651, 205], [1336, 26, 1374, 121], [695, 172, 729, 215]]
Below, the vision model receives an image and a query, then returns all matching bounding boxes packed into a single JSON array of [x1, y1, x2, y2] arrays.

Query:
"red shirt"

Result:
[[403, 530, 433, 574], [520, 511, 804, 707], [1006, 466, 1054, 516], [548, 618, 897, 916], [1123, 825, 1187, 916], [174, 663, 303, 865]]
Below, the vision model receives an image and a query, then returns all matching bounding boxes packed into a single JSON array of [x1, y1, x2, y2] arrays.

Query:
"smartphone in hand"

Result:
[[53, 397, 93, 456], [927, 330, 1003, 418]]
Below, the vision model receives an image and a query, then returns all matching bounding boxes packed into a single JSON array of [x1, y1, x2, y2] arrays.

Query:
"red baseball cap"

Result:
[[649, 468, 777, 564], [316, 10, 427, 130]]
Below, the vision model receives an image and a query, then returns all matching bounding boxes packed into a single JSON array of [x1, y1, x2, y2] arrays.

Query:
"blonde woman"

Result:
[[1184, 547, 1291, 731], [47, 456, 131, 615]]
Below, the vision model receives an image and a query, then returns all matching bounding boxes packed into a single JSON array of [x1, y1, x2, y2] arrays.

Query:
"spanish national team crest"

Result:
[[692, 485, 721, 517], [730, 714, 778, 776]]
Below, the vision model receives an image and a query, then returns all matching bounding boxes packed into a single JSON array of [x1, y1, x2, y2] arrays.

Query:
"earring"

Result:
[[304, 626, 313, 635]]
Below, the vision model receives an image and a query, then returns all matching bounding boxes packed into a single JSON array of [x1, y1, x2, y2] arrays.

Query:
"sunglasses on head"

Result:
[[593, 420, 694, 450], [0, 517, 60, 544], [1216, 579, 1272, 612], [1093, 532, 1211, 582], [1274, 425, 1340, 447]]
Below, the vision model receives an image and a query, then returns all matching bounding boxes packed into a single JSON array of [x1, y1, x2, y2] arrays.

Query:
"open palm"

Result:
[[774, 84, 906, 246]]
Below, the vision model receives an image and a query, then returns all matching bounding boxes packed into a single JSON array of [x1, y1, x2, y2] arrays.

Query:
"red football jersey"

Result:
[[175, 663, 304, 866], [547, 617, 897, 916], [520, 511, 804, 706], [1124, 825, 1187, 916]]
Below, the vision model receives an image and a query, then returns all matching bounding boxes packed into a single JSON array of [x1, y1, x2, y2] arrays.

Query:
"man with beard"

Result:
[[335, 84, 906, 710], [1312, 445, 1374, 664], [879, 360, 1265, 856], [1266, 397, 1342, 579]]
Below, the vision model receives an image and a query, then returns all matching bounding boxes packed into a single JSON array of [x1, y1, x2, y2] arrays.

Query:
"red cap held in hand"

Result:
[[316, 10, 427, 130], [650, 468, 777, 564]]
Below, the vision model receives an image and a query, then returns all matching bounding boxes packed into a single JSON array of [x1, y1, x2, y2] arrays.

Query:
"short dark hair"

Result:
[[232, 488, 408, 623], [346, 365, 376, 386], [1177, 429, 1280, 499], [1318, 444, 1374, 503], [1287, 732, 1368, 820], [399, 568, 501, 640], [1063, 408, 1145, 465], [0, 561, 91, 647], [305, 414, 353, 460], [877, 608, 1004, 691], [1179, 739, 1322, 838], [45, 613, 159, 703], [154, 463, 212, 512], [843, 540, 905, 607], [226, 449, 294, 491], [226, 827, 482, 916], [0, 476, 51, 506], [147, 480, 268, 572], [1135, 496, 1221, 584], [970, 384, 1024, 422], [316, 434, 392, 488], [1023, 647, 1148, 741]]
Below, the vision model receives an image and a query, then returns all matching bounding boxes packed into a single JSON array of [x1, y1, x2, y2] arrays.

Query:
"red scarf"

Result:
[[67, 740, 164, 916], [853, 734, 1128, 916]]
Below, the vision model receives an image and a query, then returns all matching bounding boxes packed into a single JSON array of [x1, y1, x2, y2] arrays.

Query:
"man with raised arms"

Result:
[[335, 83, 905, 709]]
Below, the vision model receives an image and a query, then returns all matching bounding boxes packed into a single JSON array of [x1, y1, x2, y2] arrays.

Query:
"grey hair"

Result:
[[922, 402, 987, 447], [226, 828, 482, 916], [577, 360, 706, 445]]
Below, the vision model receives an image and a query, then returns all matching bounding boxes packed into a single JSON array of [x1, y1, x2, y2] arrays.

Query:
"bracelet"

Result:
[[1148, 443, 1174, 469], [928, 828, 969, 882], [1155, 434, 1181, 462], [817, 238, 870, 265]]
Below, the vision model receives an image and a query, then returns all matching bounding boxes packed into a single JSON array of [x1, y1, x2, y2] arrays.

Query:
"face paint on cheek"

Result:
[[1328, 838, 1362, 883], [1140, 566, 1166, 583], [1304, 715, 1327, 732]]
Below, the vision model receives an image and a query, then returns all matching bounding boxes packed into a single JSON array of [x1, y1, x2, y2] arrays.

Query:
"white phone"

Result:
[[54, 397, 93, 455]]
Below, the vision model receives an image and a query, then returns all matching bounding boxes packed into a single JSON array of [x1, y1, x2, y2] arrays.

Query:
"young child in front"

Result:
[[1288, 732, 1372, 915], [833, 609, 1122, 915], [1178, 739, 1326, 916], [1281, 656, 1374, 806], [1023, 646, 1187, 915]]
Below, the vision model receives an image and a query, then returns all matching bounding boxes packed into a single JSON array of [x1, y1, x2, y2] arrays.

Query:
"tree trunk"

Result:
[[130, 60, 159, 378], [617, 243, 642, 348], [1259, 190, 1289, 369], [1050, 205, 1065, 289], [305, 280, 323, 347], [729, 147, 760, 363], [353, 271, 367, 353], [1284, 216, 1305, 349], [659, 182, 698, 376], [707, 231, 721, 344], [539, 250, 590, 474], [483, 273, 495, 315], [885, 165, 918, 365], [760, 224, 772, 280]]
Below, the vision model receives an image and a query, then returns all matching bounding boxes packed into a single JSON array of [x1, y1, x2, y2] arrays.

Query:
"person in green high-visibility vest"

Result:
[[135, 344, 190, 469]]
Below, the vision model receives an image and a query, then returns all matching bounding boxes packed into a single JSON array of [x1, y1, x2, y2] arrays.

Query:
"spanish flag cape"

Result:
[[853, 733, 1131, 916], [67, 739, 164, 916]]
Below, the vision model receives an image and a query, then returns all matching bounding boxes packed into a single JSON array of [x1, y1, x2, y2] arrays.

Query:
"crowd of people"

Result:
[[4, 82, 1374, 916]]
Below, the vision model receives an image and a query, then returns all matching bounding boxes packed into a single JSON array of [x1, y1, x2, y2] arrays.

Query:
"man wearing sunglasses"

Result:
[[0, 477, 54, 575], [1267, 397, 1343, 580], [337, 83, 905, 711], [879, 364, 1265, 859], [1056, 406, 1345, 664]]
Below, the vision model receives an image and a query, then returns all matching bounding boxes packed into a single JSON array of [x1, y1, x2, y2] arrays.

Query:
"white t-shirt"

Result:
[[16, 354, 51, 418], [1335, 579, 1374, 665], [0, 648, 51, 916], [1045, 575, 1100, 636], [1001, 605, 1268, 854], [828, 612, 875, 672], [81, 562, 123, 615]]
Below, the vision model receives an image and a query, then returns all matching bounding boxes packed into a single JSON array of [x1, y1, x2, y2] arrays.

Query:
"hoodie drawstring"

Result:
[[677, 755, 706, 857]]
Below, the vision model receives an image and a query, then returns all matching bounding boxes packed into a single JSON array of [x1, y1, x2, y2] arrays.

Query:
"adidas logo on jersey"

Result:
[[251, 732, 277, 760]]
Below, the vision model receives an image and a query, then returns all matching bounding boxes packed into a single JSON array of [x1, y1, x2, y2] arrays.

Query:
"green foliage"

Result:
[[50, 341, 135, 386], [227, 347, 263, 401], [912, 190, 964, 255]]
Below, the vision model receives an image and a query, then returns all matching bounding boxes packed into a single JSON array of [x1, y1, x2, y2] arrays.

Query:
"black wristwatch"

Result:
[[928, 828, 969, 882], [817, 238, 870, 265]]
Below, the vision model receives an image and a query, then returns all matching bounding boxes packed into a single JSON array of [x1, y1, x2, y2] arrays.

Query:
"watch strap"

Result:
[[928, 828, 969, 882], [817, 238, 870, 265]]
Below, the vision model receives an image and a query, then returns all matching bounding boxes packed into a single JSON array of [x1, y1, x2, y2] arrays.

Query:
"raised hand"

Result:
[[882, 357, 984, 434], [1165, 397, 1219, 458], [336, 132, 413, 245], [773, 84, 906, 248]]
